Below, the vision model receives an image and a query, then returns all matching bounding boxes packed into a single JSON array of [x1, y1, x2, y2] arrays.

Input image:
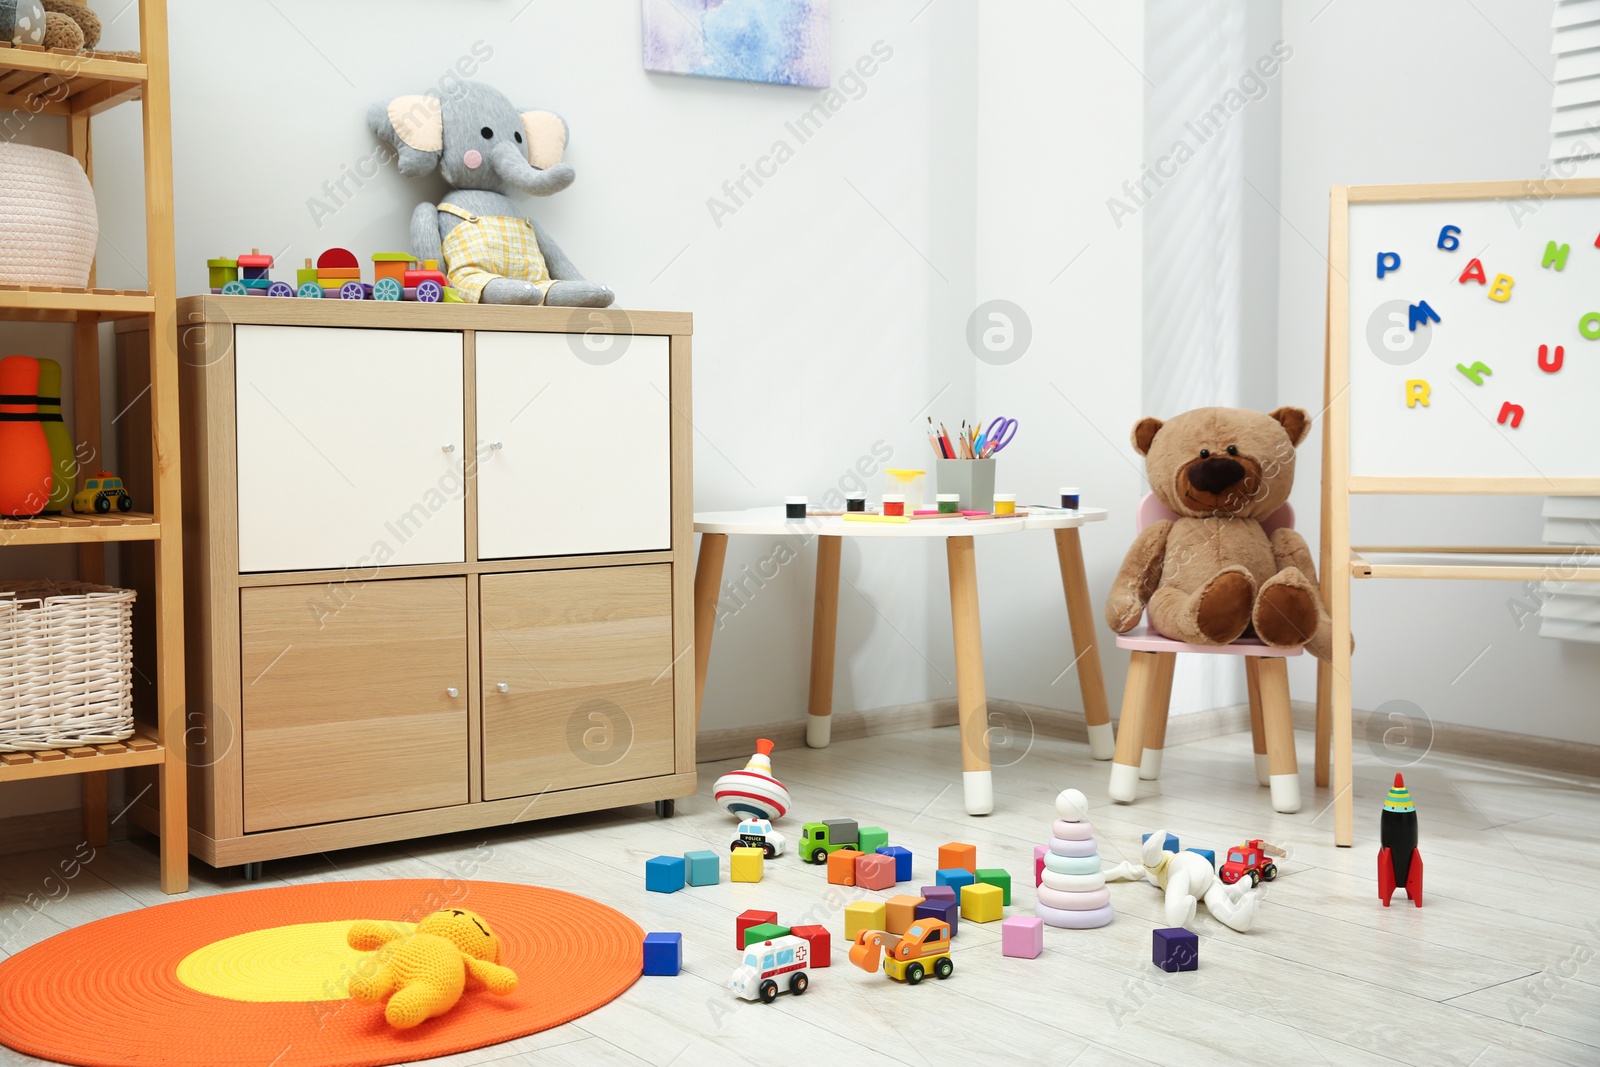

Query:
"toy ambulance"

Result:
[[729, 934, 811, 1003]]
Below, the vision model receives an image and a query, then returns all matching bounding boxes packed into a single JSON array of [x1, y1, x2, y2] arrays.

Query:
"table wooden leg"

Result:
[[807, 535, 842, 749], [1109, 651, 1154, 802], [693, 533, 728, 728], [1139, 652, 1176, 780], [1255, 657, 1302, 813], [1245, 657, 1269, 786], [81, 771, 108, 847], [946, 536, 992, 815], [1315, 657, 1332, 789], [1053, 527, 1114, 759]]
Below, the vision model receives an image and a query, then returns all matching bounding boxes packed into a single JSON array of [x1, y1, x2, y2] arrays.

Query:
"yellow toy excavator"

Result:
[[847, 918, 954, 984]]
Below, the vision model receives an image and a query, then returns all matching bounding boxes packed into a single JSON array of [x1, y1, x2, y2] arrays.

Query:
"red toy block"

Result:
[[938, 842, 977, 874], [827, 848, 859, 886], [854, 852, 896, 891], [736, 909, 778, 949], [789, 923, 832, 967]]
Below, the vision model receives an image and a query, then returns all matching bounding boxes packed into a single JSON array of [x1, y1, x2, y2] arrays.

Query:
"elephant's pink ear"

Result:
[[520, 110, 567, 169], [388, 95, 443, 153]]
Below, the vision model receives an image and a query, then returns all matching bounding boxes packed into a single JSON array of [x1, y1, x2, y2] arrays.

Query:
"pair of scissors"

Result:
[[983, 416, 1019, 456]]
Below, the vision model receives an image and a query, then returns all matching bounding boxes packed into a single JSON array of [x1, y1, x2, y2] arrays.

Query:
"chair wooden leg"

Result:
[[1255, 657, 1301, 813], [1245, 657, 1269, 786], [1139, 652, 1177, 780], [1109, 652, 1155, 802], [1315, 657, 1332, 788]]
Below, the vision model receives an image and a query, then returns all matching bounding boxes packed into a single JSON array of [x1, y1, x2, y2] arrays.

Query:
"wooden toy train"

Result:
[[207, 248, 461, 302]]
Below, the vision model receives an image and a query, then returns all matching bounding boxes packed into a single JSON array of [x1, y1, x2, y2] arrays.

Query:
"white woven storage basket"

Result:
[[0, 142, 99, 288], [0, 581, 136, 751]]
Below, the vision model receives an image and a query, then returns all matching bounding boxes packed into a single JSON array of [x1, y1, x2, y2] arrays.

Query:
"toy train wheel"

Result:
[[934, 957, 953, 980], [762, 843, 775, 859], [266, 280, 295, 298], [93, 494, 110, 514], [1246, 870, 1261, 888], [758, 980, 778, 1004], [1262, 863, 1278, 882], [220, 280, 248, 296], [339, 280, 365, 300], [297, 282, 323, 299], [905, 962, 925, 985], [415, 279, 443, 302], [789, 973, 807, 996], [373, 277, 402, 301], [116, 495, 132, 512], [810, 848, 827, 864]]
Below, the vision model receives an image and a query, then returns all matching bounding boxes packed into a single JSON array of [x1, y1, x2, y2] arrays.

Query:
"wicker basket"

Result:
[[0, 580, 136, 752], [0, 142, 100, 288]]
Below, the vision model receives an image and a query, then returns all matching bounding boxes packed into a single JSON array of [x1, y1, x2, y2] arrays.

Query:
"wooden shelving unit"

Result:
[[0, 2, 188, 893]]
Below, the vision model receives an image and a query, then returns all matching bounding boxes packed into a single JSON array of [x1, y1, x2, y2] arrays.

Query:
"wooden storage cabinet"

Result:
[[177, 299, 695, 868]]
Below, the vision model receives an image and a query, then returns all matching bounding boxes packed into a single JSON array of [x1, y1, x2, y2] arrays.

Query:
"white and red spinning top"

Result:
[[712, 738, 791, 821]]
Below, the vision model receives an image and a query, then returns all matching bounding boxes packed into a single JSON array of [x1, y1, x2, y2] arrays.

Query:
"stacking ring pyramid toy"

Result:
[[711, 738, 791, 821], [1036, 788, 1114, 929]]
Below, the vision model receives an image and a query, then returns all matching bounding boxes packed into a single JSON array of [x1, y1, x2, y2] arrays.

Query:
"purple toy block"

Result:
[[1152, 927, 1198, 972], [876, 844, 913, 882], [1000, 915, 1044, 959], [920, 884, 956, 904], [914, 897, 959, 937]]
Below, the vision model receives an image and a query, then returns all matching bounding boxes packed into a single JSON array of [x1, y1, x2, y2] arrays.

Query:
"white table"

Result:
[[692, 506, 1112, 814]]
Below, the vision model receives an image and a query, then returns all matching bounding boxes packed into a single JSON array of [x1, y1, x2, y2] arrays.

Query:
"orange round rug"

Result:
[[0, 879, 643, 1067]]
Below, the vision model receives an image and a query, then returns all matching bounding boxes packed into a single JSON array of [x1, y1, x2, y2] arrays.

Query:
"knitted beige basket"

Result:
[[0, 142, 98, 288], [0, 580, 135, 751]]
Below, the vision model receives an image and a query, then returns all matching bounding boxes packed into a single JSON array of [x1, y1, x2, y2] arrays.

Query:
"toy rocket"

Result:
[[1378, 772, 1422, 908], [712, 738, 791, 821]]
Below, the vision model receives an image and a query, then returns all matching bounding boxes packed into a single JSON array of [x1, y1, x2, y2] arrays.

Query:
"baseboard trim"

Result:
[[0, 807, 137, 858]]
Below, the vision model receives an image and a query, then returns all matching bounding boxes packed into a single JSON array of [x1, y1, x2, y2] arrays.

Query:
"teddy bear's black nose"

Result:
[[1187, 456, 1246, 494]]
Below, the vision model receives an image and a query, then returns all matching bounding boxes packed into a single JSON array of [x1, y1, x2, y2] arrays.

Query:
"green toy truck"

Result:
[[799, 819, 889, 864]]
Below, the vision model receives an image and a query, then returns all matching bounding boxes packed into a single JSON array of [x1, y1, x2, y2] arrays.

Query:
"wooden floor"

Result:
[[1, 722, 1598, 1066]]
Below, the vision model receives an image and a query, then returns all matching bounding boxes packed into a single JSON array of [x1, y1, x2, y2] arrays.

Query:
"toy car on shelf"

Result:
[[731, 818, 786, 859], [1218, 839, 1282, 887], [729, 934, 812, 1004], [207, 248, 461, 302], [72, 472, 132, 515]]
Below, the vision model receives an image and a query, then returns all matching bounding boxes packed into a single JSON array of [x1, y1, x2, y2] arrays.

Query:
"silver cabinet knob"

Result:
[[446, 687, 460, 698], [490, 440, 504, 451], [442, 443, 456, 453], [496, 682, 509, 693]]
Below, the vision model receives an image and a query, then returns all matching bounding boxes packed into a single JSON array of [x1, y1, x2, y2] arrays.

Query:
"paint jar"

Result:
[[845, 492, 866, 512], [1060, 486, 1080, 509], [936, 493, 960, 514], [993, 493, 1016, 515], [785, 496, 807, 520], [882, 494, 905, 517], [883, 468, 926, 512]]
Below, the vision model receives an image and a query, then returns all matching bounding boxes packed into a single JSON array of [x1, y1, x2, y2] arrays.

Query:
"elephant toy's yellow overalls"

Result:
[[437, 203, 552, 303]]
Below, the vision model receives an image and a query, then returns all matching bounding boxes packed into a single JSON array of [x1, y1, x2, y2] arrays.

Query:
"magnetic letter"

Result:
[[1538, 344, 1565, 373], [1542, 241, 1571, 271], [1497, 402, 1524, 429], [1456, 361, 1492, 385], [1488, 274, 1514, 302], [1405, 380, 1430, 407], [1458, 258, 1486, 285], [1437, 225, 1461, 251], [1581, 312, 1600, 340], [1408, 300, 1440, 330], [1376, 251, 1401, 278]]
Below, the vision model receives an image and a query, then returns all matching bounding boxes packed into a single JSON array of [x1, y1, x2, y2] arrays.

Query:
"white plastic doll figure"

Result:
[[1103, 829, 1262, 933]]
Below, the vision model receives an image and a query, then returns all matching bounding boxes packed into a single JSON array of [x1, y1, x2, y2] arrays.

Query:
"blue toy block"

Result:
[[1152, 927, 1198, 972], [914, 897, 959, 937], [876, 845, 913, 882], [1186, 847, 1215, 870], [935, 867, 976, 900], [684, 849, 720, 886], [646, 855, 686, 893], [643, 931, 683, 976], [1142, 832, 1180, 853]]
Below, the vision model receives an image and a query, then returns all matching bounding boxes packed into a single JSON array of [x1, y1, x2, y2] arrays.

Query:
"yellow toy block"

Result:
[[843, 899, 887, 940], [731, 846, 764, 883], [885, 894, 924, 934], [960, 881, 1004, 923]]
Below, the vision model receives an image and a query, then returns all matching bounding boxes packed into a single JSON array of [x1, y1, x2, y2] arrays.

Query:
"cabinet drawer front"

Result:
[[475, 331, 671, 559], [240, 577, 469, 831], [234, 325, 465, 572], [480, 566, 675, 799]]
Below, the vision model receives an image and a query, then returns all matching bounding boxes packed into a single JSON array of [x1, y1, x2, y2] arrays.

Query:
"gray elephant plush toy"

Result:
[[368, 80, 613, 307]]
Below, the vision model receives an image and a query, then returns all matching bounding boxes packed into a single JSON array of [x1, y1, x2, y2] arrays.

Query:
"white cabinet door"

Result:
[[475, 331, 671, 558], [234, 325, 465, 572]]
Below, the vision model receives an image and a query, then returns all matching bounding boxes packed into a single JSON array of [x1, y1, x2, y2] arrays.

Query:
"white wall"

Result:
[[1276, 0, 1600, 745]]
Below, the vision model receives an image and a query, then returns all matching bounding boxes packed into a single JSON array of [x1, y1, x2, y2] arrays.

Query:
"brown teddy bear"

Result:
[[1104, 405, 1332, 660]]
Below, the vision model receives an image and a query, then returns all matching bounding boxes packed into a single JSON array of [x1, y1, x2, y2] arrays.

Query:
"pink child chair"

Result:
[[1107, 492, 1303, 814]]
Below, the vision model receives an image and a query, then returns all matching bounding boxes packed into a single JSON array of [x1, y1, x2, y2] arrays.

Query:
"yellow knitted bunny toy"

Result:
[[345, 908, 519, 1029]]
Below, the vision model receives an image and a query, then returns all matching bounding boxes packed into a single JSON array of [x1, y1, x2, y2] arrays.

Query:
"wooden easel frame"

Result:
[[1322, 179, 1600, 846]]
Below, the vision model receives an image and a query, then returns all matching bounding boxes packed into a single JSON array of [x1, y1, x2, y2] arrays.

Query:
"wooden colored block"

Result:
[[790, 923, 832, 967], [1153, 927, 1198, 972], [731, 846, 764, 883], [684, 849, 720, 886], [736, 909, 779, 949], [645, 855, 685, 893], [742, 922, 791, 947], [961, 882, 1004, 923], [854, 853, 896, 891], [935, 867, 976, 900], [885, 894, 924, 934], [920, 884, 956, 904], [914, 897, 958, 937], [1034, 845, 1046, 887], [938, 842, 977, 874], [857, 826, 889, 854], [876, 844, 913, 882], [826, 848, 858, 886], [1142, 832, 1180, 853], [843, 900, 887, 941], [976, 867, 1012, 906], [642, 932, 682, 975], [1001, 915, 1044, 959]]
